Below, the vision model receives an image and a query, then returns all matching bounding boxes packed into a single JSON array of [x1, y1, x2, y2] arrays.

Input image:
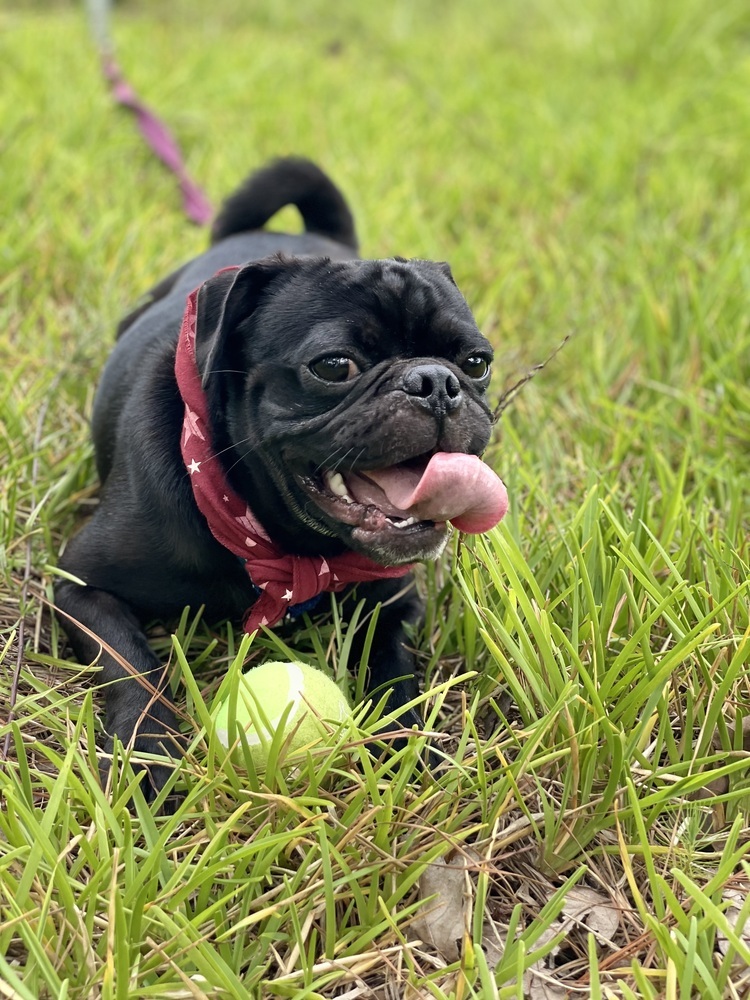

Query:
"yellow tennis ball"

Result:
[[212, 661, 350, 769]]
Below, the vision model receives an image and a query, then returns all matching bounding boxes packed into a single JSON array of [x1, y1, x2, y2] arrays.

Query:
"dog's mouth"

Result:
[[298, 451, 508, 563]]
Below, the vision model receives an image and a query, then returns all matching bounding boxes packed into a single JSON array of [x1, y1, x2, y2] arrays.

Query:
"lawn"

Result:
[[2, 0, 750, 996]]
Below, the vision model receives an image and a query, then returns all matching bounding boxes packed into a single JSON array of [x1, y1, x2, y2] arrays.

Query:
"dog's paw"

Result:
[[371, 707, 442, 773], [100, 707, 185, 808], [99, 739, 183, 811]]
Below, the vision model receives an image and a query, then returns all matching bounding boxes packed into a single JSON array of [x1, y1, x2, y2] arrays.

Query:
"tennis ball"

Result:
[[212, 661, 350, 769]]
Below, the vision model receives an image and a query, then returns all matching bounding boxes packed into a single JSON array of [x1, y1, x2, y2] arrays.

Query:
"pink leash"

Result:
[[86, 0, 213, 226]]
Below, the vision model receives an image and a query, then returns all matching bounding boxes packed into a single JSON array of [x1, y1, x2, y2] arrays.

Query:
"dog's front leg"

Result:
[[55, 580, 180, 799], [354, 576, 425, 732]]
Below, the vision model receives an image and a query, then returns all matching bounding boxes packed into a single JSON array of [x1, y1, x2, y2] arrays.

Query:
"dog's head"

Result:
[[193, 255, 503, 564]]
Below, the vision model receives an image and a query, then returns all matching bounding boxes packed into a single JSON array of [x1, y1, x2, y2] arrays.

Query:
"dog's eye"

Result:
[[461, 355, 491, 380], [310, 356, 361, 382]]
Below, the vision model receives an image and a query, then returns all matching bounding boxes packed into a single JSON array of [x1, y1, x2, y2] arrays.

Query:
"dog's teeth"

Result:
[[325, 471, 353, 502], [391, 516, 417, 528]]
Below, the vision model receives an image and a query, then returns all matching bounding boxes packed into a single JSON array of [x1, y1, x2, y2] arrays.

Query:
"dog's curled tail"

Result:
[[210, 157, 358, 250]]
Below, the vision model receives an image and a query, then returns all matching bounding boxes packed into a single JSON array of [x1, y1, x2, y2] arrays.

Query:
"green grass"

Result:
[[2, 0, 750, 995]]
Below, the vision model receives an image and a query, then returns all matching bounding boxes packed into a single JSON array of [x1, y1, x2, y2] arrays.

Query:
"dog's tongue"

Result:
[[364, 453, 508, 533]]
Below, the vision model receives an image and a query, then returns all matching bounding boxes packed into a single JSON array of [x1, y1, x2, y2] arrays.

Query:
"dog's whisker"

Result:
[[221, 441, 264, 476], [317, 446, 354, 475], [204, 435, 255, 463], [314, 446, 347, 473], [344, 447, 368, 473]]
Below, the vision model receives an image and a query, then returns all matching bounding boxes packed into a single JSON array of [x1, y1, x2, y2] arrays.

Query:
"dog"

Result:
[[55, 157, 508, 799]]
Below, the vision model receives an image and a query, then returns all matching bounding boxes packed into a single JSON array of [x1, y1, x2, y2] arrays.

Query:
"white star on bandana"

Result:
[[182, 406, 204, 445], [188, 459, 201, 475]]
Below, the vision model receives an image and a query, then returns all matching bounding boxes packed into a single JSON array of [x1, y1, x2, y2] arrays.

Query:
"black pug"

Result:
[[56, 157, 508, 798]]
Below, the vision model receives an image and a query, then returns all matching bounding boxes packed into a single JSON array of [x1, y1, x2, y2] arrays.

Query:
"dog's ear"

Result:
[[436, 261, 457, 285], [194, 256, 291, 388], [428, 261, 457, 286]]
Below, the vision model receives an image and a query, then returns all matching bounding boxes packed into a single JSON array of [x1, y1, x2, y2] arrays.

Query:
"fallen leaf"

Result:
[[410, 850, 478, 963], [525, 969, 568, 999], [717, 887, 750, 959], [560, 886, 619, 944], [480, 915, 506, 969], [522, 887, 619, 997]]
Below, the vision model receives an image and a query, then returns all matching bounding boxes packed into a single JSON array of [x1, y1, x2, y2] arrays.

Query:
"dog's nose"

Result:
[[401, 363, 462, 412]]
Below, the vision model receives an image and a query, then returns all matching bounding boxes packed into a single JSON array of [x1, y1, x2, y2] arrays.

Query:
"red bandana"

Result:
[[173, 276, 412, 632]]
